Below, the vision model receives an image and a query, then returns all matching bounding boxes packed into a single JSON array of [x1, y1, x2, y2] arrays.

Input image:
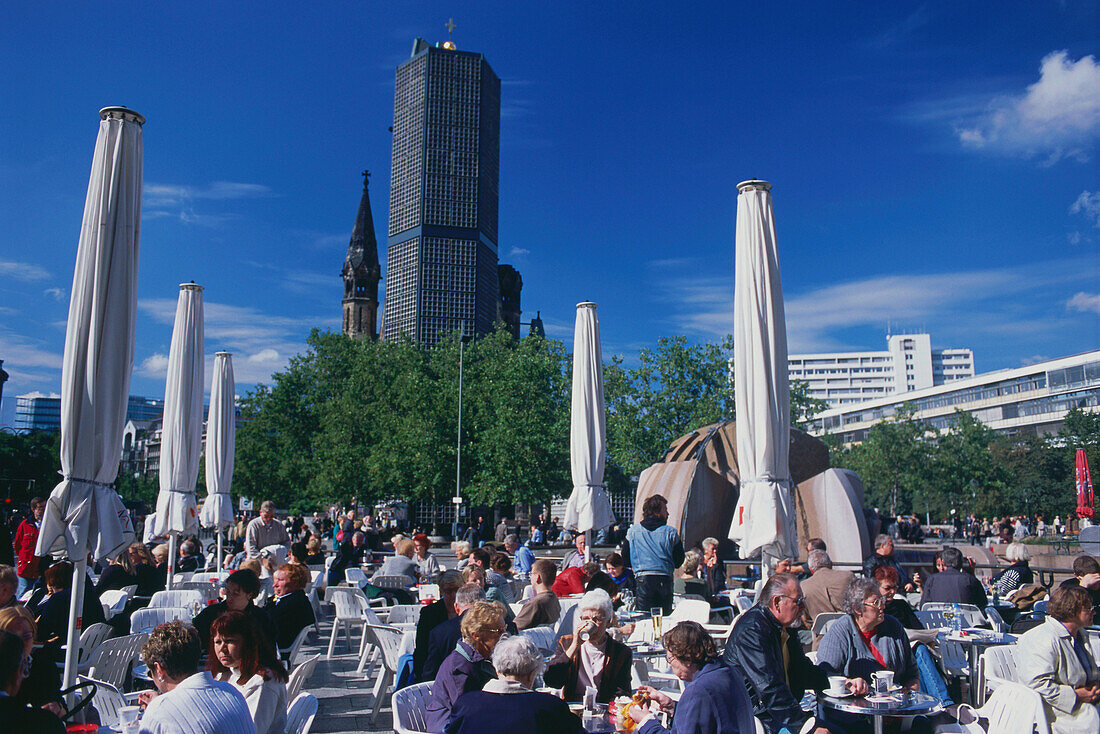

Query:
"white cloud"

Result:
[[956, 51, 1100, 163], [659, 256, 1099, 352], [507, 247, 530, 258], [0, 331, 63, 370], [0, 261, 50, 281], [247, 348, 280, 364], [1070, 191, 1100, 227], [43, 287, 66, 302], [138, 353, 170, 378], [1068, 292, 1100, 314], [143, 180, 275, 227]]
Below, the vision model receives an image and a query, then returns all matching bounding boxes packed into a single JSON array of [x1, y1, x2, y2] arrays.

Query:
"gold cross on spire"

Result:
[[445, 18, 456, 35]]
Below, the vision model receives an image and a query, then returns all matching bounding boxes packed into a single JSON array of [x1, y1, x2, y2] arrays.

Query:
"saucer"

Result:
[[825, 689, 853, 698]]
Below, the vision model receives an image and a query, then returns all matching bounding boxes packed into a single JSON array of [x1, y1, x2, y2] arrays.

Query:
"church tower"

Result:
[[342, 171, 382, 340]]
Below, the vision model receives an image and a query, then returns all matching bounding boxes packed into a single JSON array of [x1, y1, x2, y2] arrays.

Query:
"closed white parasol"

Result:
[[200, 351, 236, 573], [35, 106, 143, 697], [728, 180, 796, 567], [154, 283, 204, 588], [564, 301, 615, 559]]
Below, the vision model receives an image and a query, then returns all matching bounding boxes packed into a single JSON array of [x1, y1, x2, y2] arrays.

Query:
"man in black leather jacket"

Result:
[[723, 572, 866, 734]]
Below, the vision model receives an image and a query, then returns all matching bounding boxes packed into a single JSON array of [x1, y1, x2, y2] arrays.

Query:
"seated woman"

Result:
[[873, 566, 922, 630], [151, 543, 170, 589], [129, 542, 164, 596], [265, 563, 316, 653], [628, 620, 752, 734], [604, 553, 635, 594], [240, 558, 273, 606], [992, 541, 1034, 598], [303, 536, 326, 566], [545, 589, 632, 703], [373, 538, 420, 586], [415, 533, 441, 582], [425, 601, 504, 733], [673, 551, 710, 601], [209, 611, 289, 734], [193, 569, 276, 654], [0, 606, 62, 716], [0, 629, 64, 733], [33, 562, 105, 655], [0, 566, 18, 611], [445, 635, 581, 734], [819, 577, 942, 732], [137, 620, 255, 733], [95, 547, 138, 595], [1017, 584, 1100, 733]]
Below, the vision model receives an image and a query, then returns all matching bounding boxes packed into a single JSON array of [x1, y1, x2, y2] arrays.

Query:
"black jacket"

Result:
[[193, 600, 277, 654], [920, 568, 988, 609], [423, 611, 465, 681], [327, 541, 370, 586], [265, 589, 316, 650], [0, 697, 64, 734], [723, 604, 827, 734], [413, 599, 451, 681]]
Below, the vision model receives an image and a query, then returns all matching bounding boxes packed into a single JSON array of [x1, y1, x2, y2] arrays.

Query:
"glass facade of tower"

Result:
[[383, 41, 501, 345]]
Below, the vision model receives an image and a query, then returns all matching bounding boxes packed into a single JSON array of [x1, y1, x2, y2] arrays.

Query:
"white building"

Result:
[[807, 349, 1100, 444], [789, 334, 974, 408]]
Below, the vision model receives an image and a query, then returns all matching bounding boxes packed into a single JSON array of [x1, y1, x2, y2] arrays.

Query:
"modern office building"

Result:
[[14, 394, 166, 433], [789, 333, 974, 408], [808, 349, 1100, 444], [381, 37, 503, 345]]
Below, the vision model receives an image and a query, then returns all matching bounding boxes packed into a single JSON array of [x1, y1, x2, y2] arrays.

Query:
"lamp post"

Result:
[[452, 336, 470, 531]]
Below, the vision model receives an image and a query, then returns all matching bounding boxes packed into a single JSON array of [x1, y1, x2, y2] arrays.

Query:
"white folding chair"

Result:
[[177, 580, 219, 602], [373, 575, 414, 590], [363, 624, 405, 725], [811, 612, 845, 640], [281, 625, 312, 668], [99, 590, 130, 621], [345, 567, 369, 589], [285, 692, 319, 734], [325, 586, 375, 659], [74, 622, 114, 673], [81, 676, 143, 728], [934, 631, 969, 678], [979, 645, 1017, 704], [85, 633, 149, 690], [385, 604, 422, 626], [666, 599, 710, 626], [519, 625, 557, 656], [148, 589, 204, 610], [392, 681, 434, 734], [734, 595, 753, 615], [984, 606, 1008, 633], [287, 653, 321, 702], [130, 607, 190, 634]]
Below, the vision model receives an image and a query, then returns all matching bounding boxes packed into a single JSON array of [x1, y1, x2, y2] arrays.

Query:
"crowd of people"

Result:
[[2, 489, 1099, 733]]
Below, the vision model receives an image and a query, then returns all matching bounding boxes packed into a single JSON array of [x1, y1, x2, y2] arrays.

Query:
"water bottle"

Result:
[[951, 603, 963, 633]]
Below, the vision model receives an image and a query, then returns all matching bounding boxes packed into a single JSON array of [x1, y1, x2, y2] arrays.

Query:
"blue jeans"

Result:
[[16, 576, 31, 599], [914, 643, 954, 705]]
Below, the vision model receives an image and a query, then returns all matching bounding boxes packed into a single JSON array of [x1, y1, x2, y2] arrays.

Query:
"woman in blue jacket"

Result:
[[629, 620, 754, 734]]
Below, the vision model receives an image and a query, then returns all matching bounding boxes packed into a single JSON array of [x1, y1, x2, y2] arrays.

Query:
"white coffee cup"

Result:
[[119, 706, 141, 726], [826, 675, 847, 696], [872, 670, 894, 693]]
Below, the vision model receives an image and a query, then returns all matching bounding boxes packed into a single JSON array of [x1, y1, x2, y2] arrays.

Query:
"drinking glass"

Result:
[[650, 607, 663, 641]]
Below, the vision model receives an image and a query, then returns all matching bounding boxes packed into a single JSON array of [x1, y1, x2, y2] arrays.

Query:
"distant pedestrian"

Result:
[[13, 498, 44, 597], [245, 502, 291, 559]]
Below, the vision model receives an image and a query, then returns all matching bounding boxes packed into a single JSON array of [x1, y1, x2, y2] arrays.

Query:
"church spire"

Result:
[[342, 171, 382, 340]]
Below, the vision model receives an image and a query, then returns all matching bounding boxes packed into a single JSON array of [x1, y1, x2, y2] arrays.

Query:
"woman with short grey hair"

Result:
[[546, 588, 632, 703], [992, 541, 1033, 597], [445, 636, 581, 733], [818, 577, 923, 729]]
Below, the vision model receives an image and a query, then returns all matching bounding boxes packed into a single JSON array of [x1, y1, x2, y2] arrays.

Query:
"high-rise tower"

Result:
[[381, 36, 501, 344], [342, 171, 382, 340]]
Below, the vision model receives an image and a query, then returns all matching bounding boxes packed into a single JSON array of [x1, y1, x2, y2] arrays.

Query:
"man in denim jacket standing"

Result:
[[623, 494, 684, 615]]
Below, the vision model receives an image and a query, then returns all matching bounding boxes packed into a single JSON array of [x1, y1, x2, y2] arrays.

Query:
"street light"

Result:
[[453, 335, 471, 532]]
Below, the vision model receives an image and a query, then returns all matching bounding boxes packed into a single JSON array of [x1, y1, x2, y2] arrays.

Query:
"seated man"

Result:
[[466, 548, 514, 604], [800, 550, 854, 631], [504, 534, 535, 576], [920, 547, 987, 608], [264, 563, 315, 653], [863, 535, 913, 593], [327, 531, 370, 587], [413, 571, 464, 681], [1057, 554, 1100, 615], [515, 559, 561, 631], [176, 538, 204, 574], [422, 584, 485, 681], [560, 533, 588, 571], [553, 561, 599, 597], [723, 572, 865, 734]]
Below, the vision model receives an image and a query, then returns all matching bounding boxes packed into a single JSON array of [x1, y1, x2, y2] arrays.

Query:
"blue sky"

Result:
[[1, 2, 1098, 426]]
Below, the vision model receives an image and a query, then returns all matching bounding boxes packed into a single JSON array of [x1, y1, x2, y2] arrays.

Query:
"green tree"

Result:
[[605, 336, 735, 478], [0, 430, 62, 505], [930, 410, 1011, 519], [830, 404, 934, 516]]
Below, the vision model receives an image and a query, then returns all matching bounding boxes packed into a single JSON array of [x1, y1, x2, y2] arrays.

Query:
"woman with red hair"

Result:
[[208, 611, 289, 734], [414, 533, 441, 582]]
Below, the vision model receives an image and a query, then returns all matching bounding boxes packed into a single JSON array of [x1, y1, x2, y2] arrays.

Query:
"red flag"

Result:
[[1077, 449, 1094, 519]]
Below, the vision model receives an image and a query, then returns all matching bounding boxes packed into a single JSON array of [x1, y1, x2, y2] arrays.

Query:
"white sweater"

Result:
[[139, 672, 255, 734], [217, 668, 288, 734]]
